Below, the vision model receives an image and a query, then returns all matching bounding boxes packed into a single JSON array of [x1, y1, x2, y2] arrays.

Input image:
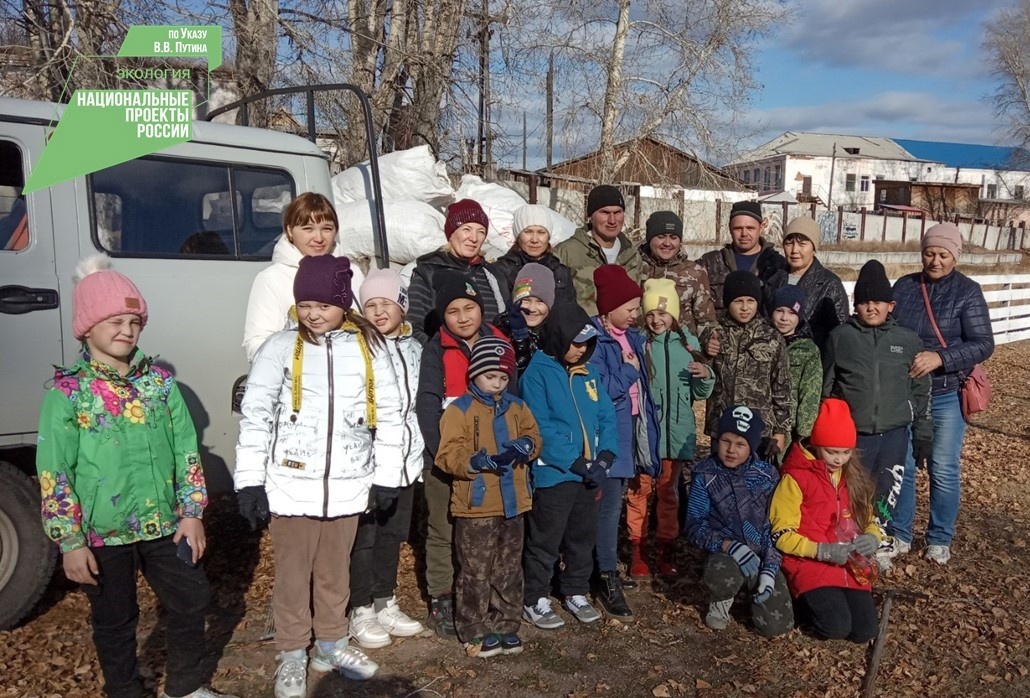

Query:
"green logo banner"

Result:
[[22, 25, 222, 194]]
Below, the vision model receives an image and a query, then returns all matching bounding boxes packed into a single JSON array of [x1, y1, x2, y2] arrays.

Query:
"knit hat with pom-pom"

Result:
[[72, 254, 148, 340]]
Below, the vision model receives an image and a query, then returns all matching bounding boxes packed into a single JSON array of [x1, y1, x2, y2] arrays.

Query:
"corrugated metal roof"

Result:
[[893, 138, 1030, 172], [728, 131, 920, 165]]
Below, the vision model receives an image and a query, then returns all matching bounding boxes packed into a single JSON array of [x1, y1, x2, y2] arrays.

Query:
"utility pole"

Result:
[[545, 52, 554, 170], [477, 0, 492, 174], [522, 111, 527, 170], [826, 141, 837, 211]]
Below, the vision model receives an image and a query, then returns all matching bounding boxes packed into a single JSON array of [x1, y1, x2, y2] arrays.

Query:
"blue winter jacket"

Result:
[[586, 318, 661, 478], [520, 350, 619, 489], [685, 454, 782, 577], [892, 270, 995, 396]]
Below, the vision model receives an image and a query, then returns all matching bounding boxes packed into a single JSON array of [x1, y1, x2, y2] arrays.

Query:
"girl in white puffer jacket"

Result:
[[234, 255, 402, 698]]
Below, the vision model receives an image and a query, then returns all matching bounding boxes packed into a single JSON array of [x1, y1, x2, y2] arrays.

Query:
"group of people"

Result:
[[34, 185, 995, 698]]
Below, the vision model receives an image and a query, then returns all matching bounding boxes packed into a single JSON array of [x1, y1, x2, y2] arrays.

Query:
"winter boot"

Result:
[[594, 570, 635, 622], [629, 538, 651, 579], [427, 595, 457, 638], [656, 540, 678, 578]]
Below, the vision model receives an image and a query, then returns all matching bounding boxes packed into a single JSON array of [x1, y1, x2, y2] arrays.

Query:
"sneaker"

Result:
[[310, 639, 379, 680], [523, 597, 566, 629], [376, 596, 425, 637], [563, 594, 602, 624], [594, 571, 635, 622], [427, 596, 457, 638], [350, 604, 392, 649], [881, 536, 912, 558], [500, 633, 524, 655], [705, 599, 733, 630], [162, 689, 240, 698], [465, 633, 502, 658], [272, 650, 307, 698], [925, 544, 951, 565]]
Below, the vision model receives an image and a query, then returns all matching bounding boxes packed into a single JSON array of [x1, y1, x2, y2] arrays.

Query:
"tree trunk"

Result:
[[598, 0, 630, 183], [229, 0, 279, 127]]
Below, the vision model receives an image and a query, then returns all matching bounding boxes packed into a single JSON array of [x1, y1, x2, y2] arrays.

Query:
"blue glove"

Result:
[[506, 303, 530, 342], [728, 541, 761, 577], [753, 571, 776, 604], [470, 448, 510, 475], [502, 437, 535, 464]]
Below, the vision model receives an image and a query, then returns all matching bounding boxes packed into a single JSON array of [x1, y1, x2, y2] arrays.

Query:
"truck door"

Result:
[[0, 128, 63, 441]]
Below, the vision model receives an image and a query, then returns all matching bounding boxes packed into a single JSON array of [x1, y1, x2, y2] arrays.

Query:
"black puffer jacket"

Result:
[[763, 257, 849, 349], [406, 249, 508, 344], [699, 238, 786, 311], [892, 270, 995, 396], [489, 245, 576, 305]]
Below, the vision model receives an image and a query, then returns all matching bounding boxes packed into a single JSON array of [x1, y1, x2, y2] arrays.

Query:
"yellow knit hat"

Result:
[[642, 278, 680, 320]]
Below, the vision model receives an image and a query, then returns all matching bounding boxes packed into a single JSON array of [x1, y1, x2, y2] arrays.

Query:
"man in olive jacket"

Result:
[[555, 185, 642, 315], [699, 201, 786, 312]]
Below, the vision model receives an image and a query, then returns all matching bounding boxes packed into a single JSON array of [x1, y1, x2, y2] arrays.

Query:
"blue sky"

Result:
[[745, 0, 1009, 148]]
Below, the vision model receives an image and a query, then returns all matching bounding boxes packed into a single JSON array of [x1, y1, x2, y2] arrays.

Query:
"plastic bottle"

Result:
[[835, 509, 879, 585]]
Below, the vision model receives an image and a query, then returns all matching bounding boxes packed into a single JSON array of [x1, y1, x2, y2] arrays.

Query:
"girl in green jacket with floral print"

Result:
[[35, 255, 234, 698]]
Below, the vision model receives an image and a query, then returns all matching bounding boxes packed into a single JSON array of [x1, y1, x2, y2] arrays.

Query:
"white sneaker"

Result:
[[882, 537, 912, 558], [273, 650, 307, 698], [310, 639, 379, 680], [162, 689, 240, 698], [705, 599, 733, 630], [925, 544, 951, 565], [350, 604, 392, 648], [523, 597, 566, 629], [562, 594, 601, 624], [376, 596, 425, 637]]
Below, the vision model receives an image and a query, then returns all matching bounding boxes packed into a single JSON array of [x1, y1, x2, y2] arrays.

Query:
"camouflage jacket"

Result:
[[700, 315, 793, 438], [638, 244, 717, 337], [784, 333, 822, 450], [698, 239, 786, 311], [554, 227, 642, 315]]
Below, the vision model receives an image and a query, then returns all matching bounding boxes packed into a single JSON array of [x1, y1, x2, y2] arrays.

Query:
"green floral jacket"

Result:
[[35, 349, 207, 553]]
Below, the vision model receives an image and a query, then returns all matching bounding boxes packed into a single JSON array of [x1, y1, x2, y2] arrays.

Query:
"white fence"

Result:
[[841, 274, 1030, 346]]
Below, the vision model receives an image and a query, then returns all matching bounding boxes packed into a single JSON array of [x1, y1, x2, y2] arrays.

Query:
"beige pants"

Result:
[[269, 514, 359, 652]]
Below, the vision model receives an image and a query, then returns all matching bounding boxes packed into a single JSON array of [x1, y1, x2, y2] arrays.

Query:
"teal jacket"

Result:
[[35, 349, 207, 553], [647, 330, 715, 461]]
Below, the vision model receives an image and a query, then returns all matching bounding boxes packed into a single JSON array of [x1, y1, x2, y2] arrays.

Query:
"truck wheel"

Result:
[[0, 460, 56, 630]]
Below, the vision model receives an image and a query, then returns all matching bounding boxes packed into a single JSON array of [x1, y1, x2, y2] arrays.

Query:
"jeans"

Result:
[[83, 535, 210, 698], [855, 427, 908, 535], [523, 481, 600, 604], [595, 476, 627, 572], [350, 483, 416, 607], [892, 390, 967, 546]]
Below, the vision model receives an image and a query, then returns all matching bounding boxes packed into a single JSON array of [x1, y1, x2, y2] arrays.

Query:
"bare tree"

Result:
[[229, 0, 279, 127], [984, 0, 1030, 158]]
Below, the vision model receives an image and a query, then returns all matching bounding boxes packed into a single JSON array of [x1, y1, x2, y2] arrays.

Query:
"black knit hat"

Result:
[[729, 200, 763, 224], [434, 271, 483, 319], [723, 270, 762, 306], [468, 336, 516, 381], [717, 405, 765, 456], [587, 185, 625, 217], [646, 211, 683, 243], [854, 260, 894, 305]]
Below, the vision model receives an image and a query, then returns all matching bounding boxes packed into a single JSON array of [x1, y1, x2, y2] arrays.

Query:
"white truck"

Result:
[[0, 91, 384, 629]]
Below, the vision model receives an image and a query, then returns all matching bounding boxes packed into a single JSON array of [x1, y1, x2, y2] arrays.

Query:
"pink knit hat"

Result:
[[359, 267, 409, 313], [922, 222, 963, 260], [72, 254, 148, 340]]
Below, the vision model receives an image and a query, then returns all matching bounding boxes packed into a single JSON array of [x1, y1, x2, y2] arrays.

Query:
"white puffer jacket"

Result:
[[242, 236, 366, 362], [235, 327, 401, 517], [374, 324, 425, 488]]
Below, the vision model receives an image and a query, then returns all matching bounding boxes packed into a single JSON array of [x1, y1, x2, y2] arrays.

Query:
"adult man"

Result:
[[555, 185, 642, 315], [762, 216, 848, 349], [699, 201, 786, 312], [638, 210, 716, 337]]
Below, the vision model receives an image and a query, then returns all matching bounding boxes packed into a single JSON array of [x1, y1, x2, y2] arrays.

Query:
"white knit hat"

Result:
[[512, 204, 553, 237]]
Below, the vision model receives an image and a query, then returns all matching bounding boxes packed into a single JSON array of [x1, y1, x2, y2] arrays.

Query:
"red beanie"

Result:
[[809, 398, 857, 449], [445, 199, 490, 239], [593, 264, 642, 316]]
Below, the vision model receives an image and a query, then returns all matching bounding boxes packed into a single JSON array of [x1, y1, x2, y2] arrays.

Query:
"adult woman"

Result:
[[406, 199, 508, 344], [762, 216, 848, 349], [490, 204, 575, 307], [242, 192, 365, 361], [889, 223, 994, 565]]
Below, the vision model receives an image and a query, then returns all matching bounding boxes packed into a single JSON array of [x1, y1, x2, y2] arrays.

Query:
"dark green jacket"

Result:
[[784, 334, 822, 455], [822, 316, 932, 441]]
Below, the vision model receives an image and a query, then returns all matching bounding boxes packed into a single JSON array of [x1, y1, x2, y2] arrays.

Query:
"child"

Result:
[[685, 405, 793, 637], [770, 399, 881, 643], [347, 269, 426, 648], [494, 262, 556, 372], [701, 270, 792, 461], [770, 285, 821, 458], [637, 278, 714, 578], [435, 337, 542, 657], [414, 271, 510, 638], [588, 264, 661, 622], [235, 255, 403, 697], [35, 255, 236, 698], [520, 300, 617, 628], [822, 260, 931, 570]]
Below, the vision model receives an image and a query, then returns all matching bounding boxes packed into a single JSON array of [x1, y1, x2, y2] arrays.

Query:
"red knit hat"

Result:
[[809, 398, 857, 449], [593, 264, 642, 316], [445, 199, 490, 239]]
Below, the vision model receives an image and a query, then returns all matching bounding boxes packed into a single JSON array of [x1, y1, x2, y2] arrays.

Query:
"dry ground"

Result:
[[3, 344, 1030, 698]]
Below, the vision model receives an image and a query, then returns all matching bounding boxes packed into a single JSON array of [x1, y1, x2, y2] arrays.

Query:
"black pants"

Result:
[[83, 535, 210, 698], [796, 586, 878, 643], [522, 480, 599, 605], [857, 427, 908, 535], [350, 483, 416, 608]]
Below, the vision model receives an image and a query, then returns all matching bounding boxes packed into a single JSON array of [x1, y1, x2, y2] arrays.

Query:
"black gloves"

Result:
[[913, 437, 933, 470], [237, 485, 270, 531], [372, 484, 401, 513]]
